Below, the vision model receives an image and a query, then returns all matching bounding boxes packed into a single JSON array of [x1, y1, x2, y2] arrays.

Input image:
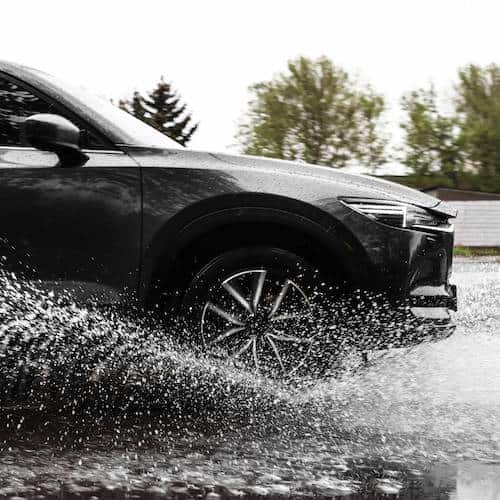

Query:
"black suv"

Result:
[[0, 61, 457, 376]]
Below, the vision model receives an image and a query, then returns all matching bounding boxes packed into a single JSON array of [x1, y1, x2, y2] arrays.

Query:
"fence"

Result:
[[447, 201, 500, 246]]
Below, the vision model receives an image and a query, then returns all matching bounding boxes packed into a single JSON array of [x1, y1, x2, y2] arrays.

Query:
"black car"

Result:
[[0, 60, 457, 376]]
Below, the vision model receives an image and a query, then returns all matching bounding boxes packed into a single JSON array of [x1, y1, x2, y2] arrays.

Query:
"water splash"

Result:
[[303, 262, 500, 458], [0, 261, 497, 498], [0, 269, 295, 436]]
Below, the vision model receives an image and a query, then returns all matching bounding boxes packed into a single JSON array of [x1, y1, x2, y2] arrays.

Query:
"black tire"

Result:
[[180, 246, 328, 378]]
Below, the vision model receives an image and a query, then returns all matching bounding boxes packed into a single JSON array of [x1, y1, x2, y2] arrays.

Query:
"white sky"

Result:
[[2, 0, 500, 170]]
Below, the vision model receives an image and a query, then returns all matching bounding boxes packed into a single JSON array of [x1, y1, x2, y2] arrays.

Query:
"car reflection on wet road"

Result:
[[0, 260, 498, 499]]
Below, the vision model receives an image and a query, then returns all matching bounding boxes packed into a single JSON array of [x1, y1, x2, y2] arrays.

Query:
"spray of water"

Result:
[[0, 269, 299, 436], [0, 261, 497, 497]]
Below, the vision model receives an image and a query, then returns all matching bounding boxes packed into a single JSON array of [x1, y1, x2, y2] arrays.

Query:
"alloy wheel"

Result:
[[200, 268, 316, 376]]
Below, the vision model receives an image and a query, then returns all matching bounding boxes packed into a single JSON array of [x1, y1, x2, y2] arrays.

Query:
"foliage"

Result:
[[120, 78, 198, 146], [383, 172, 499, 193], [454, 246, 500, 257], [238, 56, 388, 169], [400, 88, 464, 185], [400, 64, 500, 192], [455, 64, 500, 189]]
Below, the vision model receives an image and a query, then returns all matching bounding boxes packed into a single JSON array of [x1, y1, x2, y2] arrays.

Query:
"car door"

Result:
[[0, 74, 141, 304]]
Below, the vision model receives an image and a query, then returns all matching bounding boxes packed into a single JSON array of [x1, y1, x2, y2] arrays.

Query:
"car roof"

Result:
[[0, 59, 62, 88], [0, 59, 37, 74]]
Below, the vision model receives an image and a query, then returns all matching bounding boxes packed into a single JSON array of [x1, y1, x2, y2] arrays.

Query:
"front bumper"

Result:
[[410, 283, 457, 312], [321, 199, 458, 350], [389, 283, 457, 348]]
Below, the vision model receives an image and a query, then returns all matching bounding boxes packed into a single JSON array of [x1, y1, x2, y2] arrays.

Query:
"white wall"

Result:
[[447, 201, 500, 246]]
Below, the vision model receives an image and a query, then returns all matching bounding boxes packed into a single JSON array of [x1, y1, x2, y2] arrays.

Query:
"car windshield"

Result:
[[30, 68, 183, 149]]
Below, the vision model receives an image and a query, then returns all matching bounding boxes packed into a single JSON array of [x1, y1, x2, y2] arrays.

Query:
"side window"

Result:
[[0, 76, 53, 146], [0, 76, 109, 149]]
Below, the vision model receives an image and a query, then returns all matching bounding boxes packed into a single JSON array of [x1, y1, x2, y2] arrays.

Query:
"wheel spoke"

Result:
[[252, 270, 267, 312], [230, 338, 253, 360], [222, 282, 253, 314], [268, 280, 291, 317], [252, 337, 259, 371], [268, 331, 313, 344], [208, 326, 245, 346], [266, 335, 285, 372], [206, 302, 245, 326]]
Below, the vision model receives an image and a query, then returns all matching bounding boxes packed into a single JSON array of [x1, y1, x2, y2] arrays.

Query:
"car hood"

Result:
[[211, 152, 457, 217]]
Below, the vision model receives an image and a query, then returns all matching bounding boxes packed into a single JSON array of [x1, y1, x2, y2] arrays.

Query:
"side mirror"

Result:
[[23, 114, 89, 167]]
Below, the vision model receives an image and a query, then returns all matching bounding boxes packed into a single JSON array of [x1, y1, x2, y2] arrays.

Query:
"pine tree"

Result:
[[120, 78, 198, 146]]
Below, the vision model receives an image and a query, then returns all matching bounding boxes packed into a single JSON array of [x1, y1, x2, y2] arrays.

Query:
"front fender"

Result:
[[139, 193, 371, 303]]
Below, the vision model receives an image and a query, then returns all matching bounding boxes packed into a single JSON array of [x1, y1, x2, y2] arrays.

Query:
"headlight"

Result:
[[340, 198, 454, 232]]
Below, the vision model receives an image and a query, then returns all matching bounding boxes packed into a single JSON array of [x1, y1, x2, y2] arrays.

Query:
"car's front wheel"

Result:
[[181, 247, 325, 377]]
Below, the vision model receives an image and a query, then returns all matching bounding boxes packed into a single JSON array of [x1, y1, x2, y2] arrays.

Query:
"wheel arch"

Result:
[[140, 193, 371, 308]]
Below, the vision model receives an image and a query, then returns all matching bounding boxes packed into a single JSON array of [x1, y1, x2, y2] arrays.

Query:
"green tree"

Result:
[[400, 87, 464, 186], [400, 64, 500, 192], [120, 78, 198, 146], [455, 64, 500, 188], [238, 56, 388, 169]]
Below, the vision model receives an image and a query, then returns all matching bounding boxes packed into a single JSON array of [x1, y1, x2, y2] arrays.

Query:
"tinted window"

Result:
[[0, 77, 54, 146], [0, 76, 108, 149]]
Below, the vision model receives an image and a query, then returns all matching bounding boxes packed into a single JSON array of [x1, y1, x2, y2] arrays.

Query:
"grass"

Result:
[[454, 246, 500, 257]]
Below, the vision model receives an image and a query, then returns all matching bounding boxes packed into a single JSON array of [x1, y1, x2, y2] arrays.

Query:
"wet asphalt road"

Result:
[[0, 259, 498, 499]]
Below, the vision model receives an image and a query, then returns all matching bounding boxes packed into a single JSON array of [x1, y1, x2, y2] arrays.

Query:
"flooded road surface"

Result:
[[0, 260, 498, 499]]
